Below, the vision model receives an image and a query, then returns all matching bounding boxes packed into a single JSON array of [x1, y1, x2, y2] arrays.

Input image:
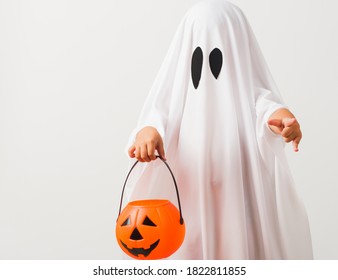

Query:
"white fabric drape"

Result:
[[125, 0, 313, 260]]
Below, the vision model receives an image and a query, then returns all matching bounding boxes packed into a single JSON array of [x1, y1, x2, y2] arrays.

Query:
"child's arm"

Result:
[[128, 126, 166, 162], [267, 108, 302, 152]]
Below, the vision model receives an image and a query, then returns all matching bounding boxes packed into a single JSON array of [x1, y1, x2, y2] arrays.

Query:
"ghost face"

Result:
[[191, 47, 223, 89]]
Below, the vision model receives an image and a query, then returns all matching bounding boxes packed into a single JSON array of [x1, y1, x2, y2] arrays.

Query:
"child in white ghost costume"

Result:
[[126, 0, 313, 259]]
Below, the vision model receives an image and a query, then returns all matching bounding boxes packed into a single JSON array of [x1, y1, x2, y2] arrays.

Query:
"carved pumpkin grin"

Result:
[[120, 239, 160, 257]]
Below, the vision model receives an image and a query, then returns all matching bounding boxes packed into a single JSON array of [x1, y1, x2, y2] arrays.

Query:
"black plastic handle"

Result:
[[117, 156, 184, 225]]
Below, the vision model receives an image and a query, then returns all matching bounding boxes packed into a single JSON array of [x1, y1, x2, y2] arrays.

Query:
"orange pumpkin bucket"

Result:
[[116, 157, 185, 260]]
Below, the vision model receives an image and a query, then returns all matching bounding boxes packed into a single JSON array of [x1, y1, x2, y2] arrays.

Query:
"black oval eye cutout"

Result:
[[209, 48, 223, 79], [142, 216, 157, 227], [121, 216, 131, 226], [191, 47, 203, 89]]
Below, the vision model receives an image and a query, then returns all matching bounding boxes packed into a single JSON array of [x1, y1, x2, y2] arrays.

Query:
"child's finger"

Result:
[[134, 146, 141, 161], [128, 145, 136, 158], [281, 127, 294, 139], [293, 136, 301, 152], [283, 118, 297, 127], [157, 140, 166, 161], [268, 119, 283, 128], [147, 142, 157, 160], [140, 144, 151, 162]]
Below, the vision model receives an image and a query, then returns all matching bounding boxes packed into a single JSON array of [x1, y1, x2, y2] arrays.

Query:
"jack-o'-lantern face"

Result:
[[116, 199, 185, 260]]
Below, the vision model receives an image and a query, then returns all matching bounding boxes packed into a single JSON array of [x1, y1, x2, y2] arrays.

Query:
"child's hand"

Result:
[[268, 117, 302, 152], [128, 126, 166, 162]]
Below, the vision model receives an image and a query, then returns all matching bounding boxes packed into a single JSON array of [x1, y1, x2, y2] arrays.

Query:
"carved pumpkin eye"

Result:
[[121, 216, 131, 226], [142, 216, 157, 227]]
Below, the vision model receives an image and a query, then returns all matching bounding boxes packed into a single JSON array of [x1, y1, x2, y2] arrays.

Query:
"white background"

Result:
[[0, 0, 337, 260]]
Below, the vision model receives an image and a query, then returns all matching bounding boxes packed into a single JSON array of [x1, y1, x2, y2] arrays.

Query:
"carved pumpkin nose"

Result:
[[130, 228, 143, 240]]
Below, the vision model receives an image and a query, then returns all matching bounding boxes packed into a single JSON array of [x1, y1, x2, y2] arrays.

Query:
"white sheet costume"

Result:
[[125, 0, 313, 259]]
